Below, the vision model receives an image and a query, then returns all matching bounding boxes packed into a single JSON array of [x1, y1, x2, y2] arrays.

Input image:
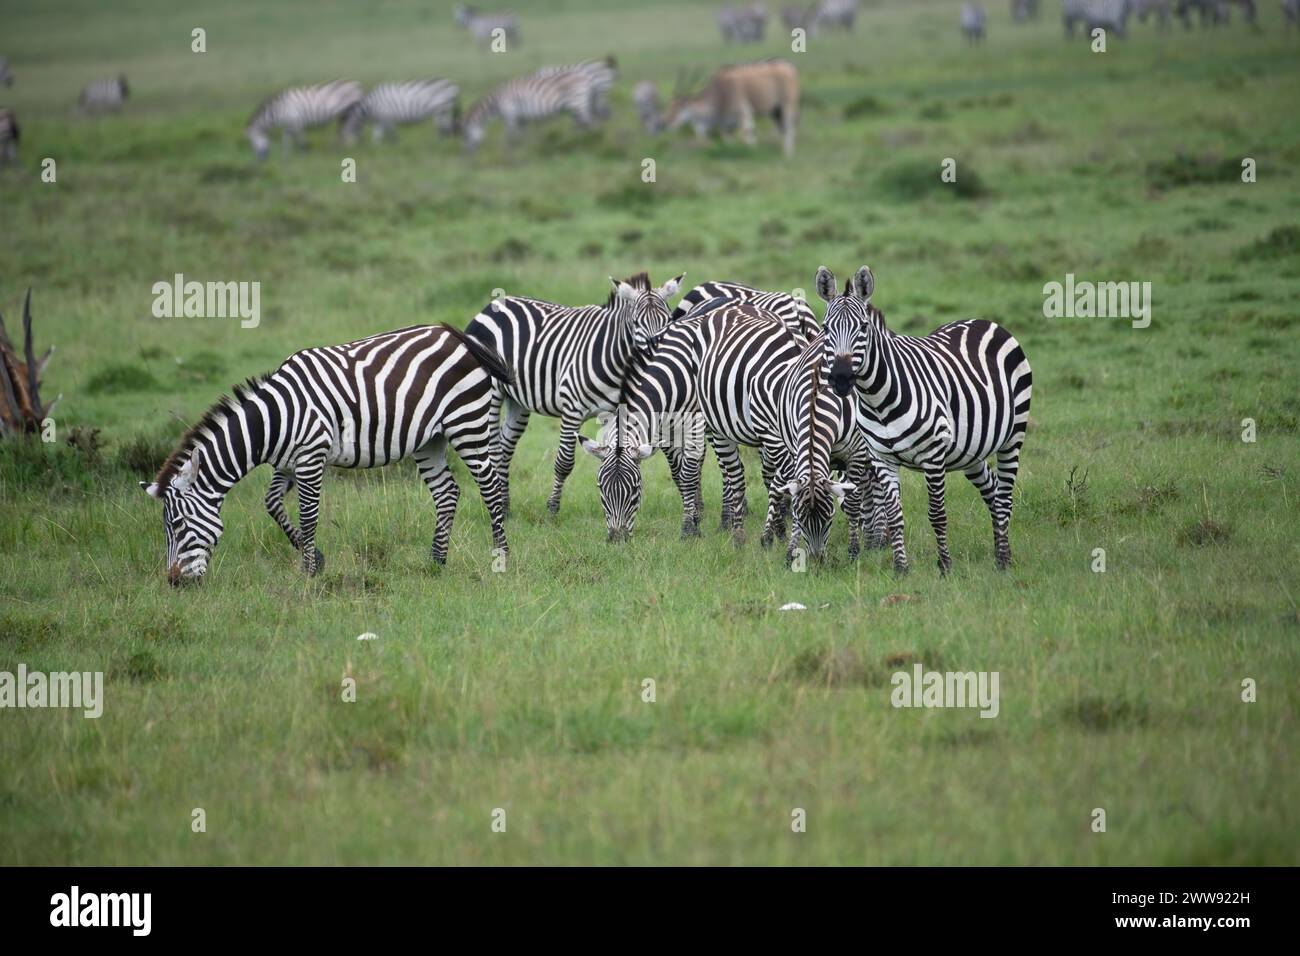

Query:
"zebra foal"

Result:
[[140, 325, 513, 583]]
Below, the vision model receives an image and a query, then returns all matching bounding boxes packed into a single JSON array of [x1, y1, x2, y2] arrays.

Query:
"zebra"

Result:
[[534, 58, 617, 122], [671, 280, 819, 343], [1285, 0, 1299, 26], [454, 5, 521, 48], [634, 80, 662, 133], [812, 0, 858, 31], [1063, 0, 1132, 37], [0, 109, 17, 167], [719, 3, 769, 43], [580, 301, 807, 546], [139, 325, 513, 584], [461, 61, 614, 153], [79, 75, 128, 114], [962, 3, 988, 41], [465, 273, 684, 516], [1132, 0, 1173, 27], [772, 331, 883, 563], [245, 80, 362, 160], [817, 266, 1032, 574], [0, 57, 12, 87], [340, 79, 460, 145], [1011, 0, 1042, 20]]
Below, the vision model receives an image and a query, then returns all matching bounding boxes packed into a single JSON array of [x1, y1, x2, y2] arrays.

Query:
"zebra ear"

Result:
[[578, 435, 610, 460], [815, 267, 837, 303], [852, 266, 875, 303], [778, 479, 803, 498], [827, 480, 856, 502], [636, 443, 654, 460], [657, 273, 685, 300], [140, 481, 161, 498]]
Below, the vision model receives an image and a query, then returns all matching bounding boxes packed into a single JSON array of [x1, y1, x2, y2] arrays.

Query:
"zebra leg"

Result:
[[665, 447, 701, 538], [294, 458, 327, 576], [880, 464, 908, 574], [759, 445, 788, 548], [496, 397, 530, 516], [992, 443, 1024, 570], [414, 438, 460, 565], [845, 460, 874, 561], [924, 469, 952, 576], [711, 435, 746, 532], [455, 436, 509, 560], [265, 470, 303, 550], [963, 461, 1004, 568], [547, 413, 583, 514]]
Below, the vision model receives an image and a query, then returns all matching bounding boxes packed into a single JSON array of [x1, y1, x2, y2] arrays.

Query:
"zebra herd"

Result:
[[143, 270, 1031, 585]]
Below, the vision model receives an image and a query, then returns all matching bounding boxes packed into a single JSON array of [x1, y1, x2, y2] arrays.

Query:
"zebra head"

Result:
[[246, 124, 271, 160], [816, 265, 875, 397], [609, 272, 684, 351], [779, 475, 856, 560], [579, 413, 655, 542], [140, 447, 224, 585]]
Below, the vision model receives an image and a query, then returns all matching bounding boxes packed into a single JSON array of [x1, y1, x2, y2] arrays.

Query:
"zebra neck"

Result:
[[191, 396, 271, 495], [853, 328, 899, 412], [467, 94, 499, 128]]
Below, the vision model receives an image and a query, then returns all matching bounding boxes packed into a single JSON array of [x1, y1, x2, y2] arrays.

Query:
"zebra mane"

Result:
[[153, 376, 268, 491], [605, 272, 651, 308]]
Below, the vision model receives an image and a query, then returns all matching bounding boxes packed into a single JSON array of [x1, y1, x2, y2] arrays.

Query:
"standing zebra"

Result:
[[581, 302, 807, 546], [817, 266, 1032, 574], [340, 79, 460, 144], [634, 80, 662, 133], [671, 280, 819, 342], [454, 5, 521, 48], [962, 3, 988, 41], [0, 109, 18, 167], [1011, 0, 1042, 20], [1285, 0, 1299, 26], [0, 57, 13, 87], [465, 273, 683, 516], [140, 325, 513, 583], [461, 62, 614, 153], [245, 80, 362, 160], [79, 75, 128, 114], [719, 3, 770, 42], [1064, 0, 1132, 36], [1132, 0, 1173, 27], [814, 0, 859, 30]]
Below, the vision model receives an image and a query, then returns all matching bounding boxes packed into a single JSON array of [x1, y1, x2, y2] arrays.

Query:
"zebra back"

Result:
[[671, 280, 819, 344]]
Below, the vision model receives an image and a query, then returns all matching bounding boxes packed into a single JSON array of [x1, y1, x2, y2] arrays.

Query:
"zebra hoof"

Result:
[[431, 551, 447, 566], [305, 549, 324, 576], [760, 532, 773, 549], [546, 500, 561, 515], [893, 562, 910, 577]]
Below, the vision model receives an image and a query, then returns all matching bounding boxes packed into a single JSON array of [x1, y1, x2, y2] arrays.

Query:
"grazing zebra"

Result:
[[534, 58, 617, 121], [671, 280, 819, 343], [719, 3, 769, 43], [817, 266, 1032, 574], [580, 301, 805, 545], [813, 0, 858, 31], [962, 3, 988, 41], [772, 332, 882, 563], [465, 273, 683, 516], [140, 325, 513, 584], [1011, 0, 1042, 20], [245, 80, 362, 160], [0, 57, 12, 87], [461, 61, 614, 153], [454, 5, 521, 48], [79, 75, 128, 114], [340, 79, 460, 144], [1063, 0, 1132, 37], [0, 109, 17, 167]]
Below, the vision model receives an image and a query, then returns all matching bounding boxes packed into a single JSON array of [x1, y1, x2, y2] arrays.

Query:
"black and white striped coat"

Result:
[[341, 79, 459, 144], [813, 0, 858, 30], [962, 3, 988, 40], [718, 3, 769, 42], [1063, 0, 1132, 36], [465, 273, 683, 516], [454, 5, 521, 48], [245, 80, 363, 159], [79, 75, 129, 113], [140, 325, 513, 583], [818, 266, 1032, 574], [0, 108, 18, 166], [581, 302, 805, 545], [671, 280, 819, 344], [0, 57, 13, 87], [461, 61, 614, 152]]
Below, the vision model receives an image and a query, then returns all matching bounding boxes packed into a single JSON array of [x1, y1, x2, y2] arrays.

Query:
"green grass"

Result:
[[1, 0, 1298, 865]]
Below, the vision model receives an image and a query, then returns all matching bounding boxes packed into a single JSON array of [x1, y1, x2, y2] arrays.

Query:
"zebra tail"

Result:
[[450, 325, 515, 386]]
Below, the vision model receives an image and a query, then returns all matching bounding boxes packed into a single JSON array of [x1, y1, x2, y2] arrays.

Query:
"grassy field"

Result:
[[1, 0, 1298, 865]]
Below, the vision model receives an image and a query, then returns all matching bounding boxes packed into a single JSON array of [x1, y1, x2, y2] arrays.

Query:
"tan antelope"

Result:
[[663, 59, 799, 158]]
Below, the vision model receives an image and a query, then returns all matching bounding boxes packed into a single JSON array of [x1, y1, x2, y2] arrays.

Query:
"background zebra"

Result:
[[1285, 0, 1299, 26], [718, 3, 769, 42], [461, 61, 614, 152], [465, 273, 683, 516], [818, 266, 1032, 574], [672, 280, 819, 343], [580, 301, 806, 546], [0, 109, 17, 167], [454, 5, 521, 48], [140, 325, 513, 583], [79, 75, 128, 114], [812, 0, 858, 31], [633, 80, 662, 133], [1011, 0, 1042, 20], [1063, 0, 1132, 37], [1132, 0, 1173, 27], [245, 80, 362, 159], [0, 57, 12, 87], [340, 79, 460, 145], [962, 3, 988, 41]]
